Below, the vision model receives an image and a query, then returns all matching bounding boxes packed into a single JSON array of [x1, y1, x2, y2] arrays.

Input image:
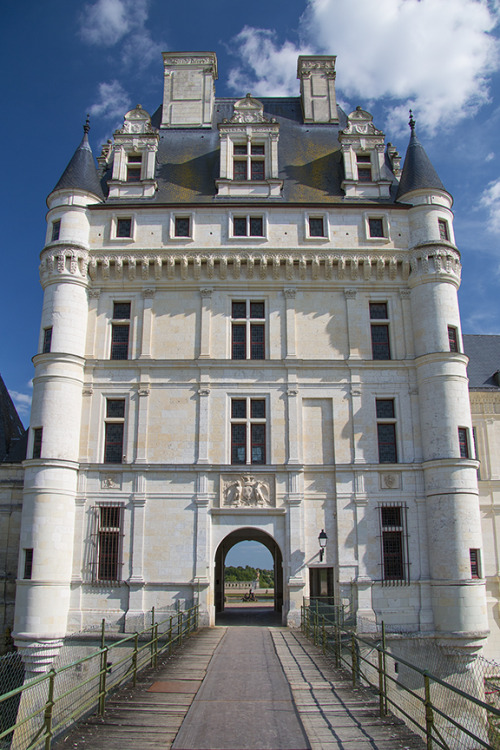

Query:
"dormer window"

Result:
[[126, 154, 142, 182], [356, 154, 372, 182], [217, 95, 282, 198], [107, 105, 159, 199]]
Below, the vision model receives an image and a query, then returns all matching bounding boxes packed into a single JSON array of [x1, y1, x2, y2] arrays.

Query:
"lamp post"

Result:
[[318, 529, 328, 562]]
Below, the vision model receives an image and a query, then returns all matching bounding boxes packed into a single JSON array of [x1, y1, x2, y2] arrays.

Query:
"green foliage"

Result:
[[224, 565, 274, 587]]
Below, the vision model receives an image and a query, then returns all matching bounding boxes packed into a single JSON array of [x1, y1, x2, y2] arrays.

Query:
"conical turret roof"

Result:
[[50, 118, 104, 200], [396, 112, 446, 200], [0, 374, 27, 463]]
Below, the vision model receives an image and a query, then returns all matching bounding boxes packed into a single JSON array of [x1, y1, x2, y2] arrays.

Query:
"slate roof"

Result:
[[51, 123, 104, 201], [99, 98, 404, 206], [0, 375, 27, 464], [463, 334, 500, 390], [396, 124, 446, 200]]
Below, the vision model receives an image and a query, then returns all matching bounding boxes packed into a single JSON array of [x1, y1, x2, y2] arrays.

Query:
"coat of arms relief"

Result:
[[221, 474, 275, 507]]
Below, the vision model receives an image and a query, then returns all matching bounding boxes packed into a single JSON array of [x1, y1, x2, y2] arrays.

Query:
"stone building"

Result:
[[7, 51, 496, 671]]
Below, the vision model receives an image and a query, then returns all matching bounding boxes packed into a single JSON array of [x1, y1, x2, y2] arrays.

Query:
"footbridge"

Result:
[[1, 604, 499, 749]]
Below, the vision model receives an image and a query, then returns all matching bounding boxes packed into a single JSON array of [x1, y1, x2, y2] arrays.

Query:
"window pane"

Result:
[[470, 549, 480, 578], [231, 424, 246, 464], [232, 324, 246, 359], [251, 161, 265, 180], [377, 424, 397, 463], [111, 325, 129, 360], [234, 144, 247, 155], [369, 218, 384, 237], [458, 428, 469, 458], [104, 423, 124, 463], [250, 400, 266, 419], [438, 219, 449, 241], [358, 167, 372, 182], [251, 424, 265, 464], [232, 301, 247, 319], [383, 531, 403, 579], [250, 302, 265, 319], [32, 428, 42, 459], [23, 549, 33, 580], [128, 154, 142, 163], [100, 506, 121, 528], [448, 326, 458, 352], [98, 531, 120, 580], [250, 324, 265, 359], [231, 400, 246, 419], [357, 155, 371, 163], [117, 219, 132, 238], [309, 218, 325, 237], [249, 217, 263, 236], [175, 217, 190, 237], [371, 324, 391, 359], [251, 144, 265, 155], [233, 218, 247, 236], [381, 507, 401, 528], [51, 220, 61, 241], [376, 400, 395, 419], [126, 167, 141, 182], [369, 303, 388, 320], [106, 400, 125, 418], [43, 327, 53, 354], [113, 302, 131, 320], [233, 161, 247, 180]]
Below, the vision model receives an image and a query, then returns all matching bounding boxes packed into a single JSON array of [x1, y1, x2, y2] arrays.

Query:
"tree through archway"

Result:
[[214, 528, 283, 619]]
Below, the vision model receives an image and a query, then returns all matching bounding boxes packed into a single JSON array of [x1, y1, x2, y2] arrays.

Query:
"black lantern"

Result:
[[318, 529, 328, 562]]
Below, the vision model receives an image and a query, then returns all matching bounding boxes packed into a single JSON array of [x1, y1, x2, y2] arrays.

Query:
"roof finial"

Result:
[[409, 109, 416, 132], [83, 114, 90, 135]]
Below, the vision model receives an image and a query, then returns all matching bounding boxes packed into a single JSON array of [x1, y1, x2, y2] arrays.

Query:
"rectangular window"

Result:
[[89, 505, 124, 583], [368, 218, 385, 238], [51, 220, 61, 241], [32, 428, 43, 459], [309, 217, 325, 237], [438, 218, 449, 241], [458, 427, 470, 458], [23, 549, 33, 580], [379, 505, 408, 583], [230, 397, 266, 465], [43, 327, 53, 354], [126, 153, 142, 182], [116, 218, 132, 238], [104, 399, 125, 463], [232, 216, 264, 237], [357, 154, 372, 182], [448, 325, 459, 352], [231, 301, 265, 359], [111, 302, 130, 360], [233, 143, 265, 181], [469, 548, 480, 578], [174, 217, 191, 237], [370, 302, 391, 360], [376, 399, 397, 463]]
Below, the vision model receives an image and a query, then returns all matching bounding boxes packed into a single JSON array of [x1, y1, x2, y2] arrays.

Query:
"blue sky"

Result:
[[3, 1, 500, 423]]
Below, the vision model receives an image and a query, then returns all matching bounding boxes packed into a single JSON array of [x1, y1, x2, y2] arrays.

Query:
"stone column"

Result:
[[197, 385, 211, 465], [284, 288, 297, 359], [126, 493, 147, 631], [194, 473, 211, 626], [344, 288, 361, 359], [135, 383, 150, 463], [286, 471, 305, 626], [140, 288, 155, 358], [286, 380, 300, 465], [199, 288, 213, 359]]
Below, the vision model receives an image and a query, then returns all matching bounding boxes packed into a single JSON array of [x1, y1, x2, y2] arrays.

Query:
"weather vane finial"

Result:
[[409, 109, 416, 132], [84, 114, 90, 135]]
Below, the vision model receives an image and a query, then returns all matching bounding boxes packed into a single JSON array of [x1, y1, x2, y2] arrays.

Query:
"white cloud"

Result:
[[120, 29, 164, 71], [10, 390, 32, 418], [486, 151, 495, 161], [479, 177, 500, 231], [230, 0, 500, 133], [79, 0, 149, 46], [89, 80, 131, 120]]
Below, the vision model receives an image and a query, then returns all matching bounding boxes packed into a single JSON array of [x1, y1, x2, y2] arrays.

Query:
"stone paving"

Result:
[[55, 609, 426, 750]]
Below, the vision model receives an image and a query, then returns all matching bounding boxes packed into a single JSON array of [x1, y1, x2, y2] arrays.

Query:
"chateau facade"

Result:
[[7, 52, 495, 671]]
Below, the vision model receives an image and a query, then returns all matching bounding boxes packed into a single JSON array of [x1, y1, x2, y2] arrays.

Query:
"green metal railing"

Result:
[[301, 603, 500, 749], [0, 604, 199, 750]]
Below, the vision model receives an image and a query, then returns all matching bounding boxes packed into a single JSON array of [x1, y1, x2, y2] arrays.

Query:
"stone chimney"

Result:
[[297, 55, 338, 123], [161, 52, 218, 128]]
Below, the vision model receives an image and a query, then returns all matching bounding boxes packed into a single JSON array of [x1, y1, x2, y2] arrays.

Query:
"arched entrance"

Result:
[[214, 528, 283, 618]]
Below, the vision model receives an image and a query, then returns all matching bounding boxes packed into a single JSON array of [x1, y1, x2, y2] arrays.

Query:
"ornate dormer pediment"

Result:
[[227, 94, 273, 125], [115, 104, 157, 136], [341, 108, 384, 139]]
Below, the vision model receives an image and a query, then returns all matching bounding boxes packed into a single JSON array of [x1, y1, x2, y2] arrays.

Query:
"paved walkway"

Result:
[[56, 609, 425, 750]]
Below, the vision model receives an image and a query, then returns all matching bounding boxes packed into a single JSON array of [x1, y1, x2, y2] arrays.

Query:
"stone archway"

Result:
[[214, 528, 283, 617]]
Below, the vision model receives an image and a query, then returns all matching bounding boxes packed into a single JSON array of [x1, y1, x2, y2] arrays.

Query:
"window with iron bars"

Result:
[[378, 504, 410, 584], [87, 504, 124, 584]]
